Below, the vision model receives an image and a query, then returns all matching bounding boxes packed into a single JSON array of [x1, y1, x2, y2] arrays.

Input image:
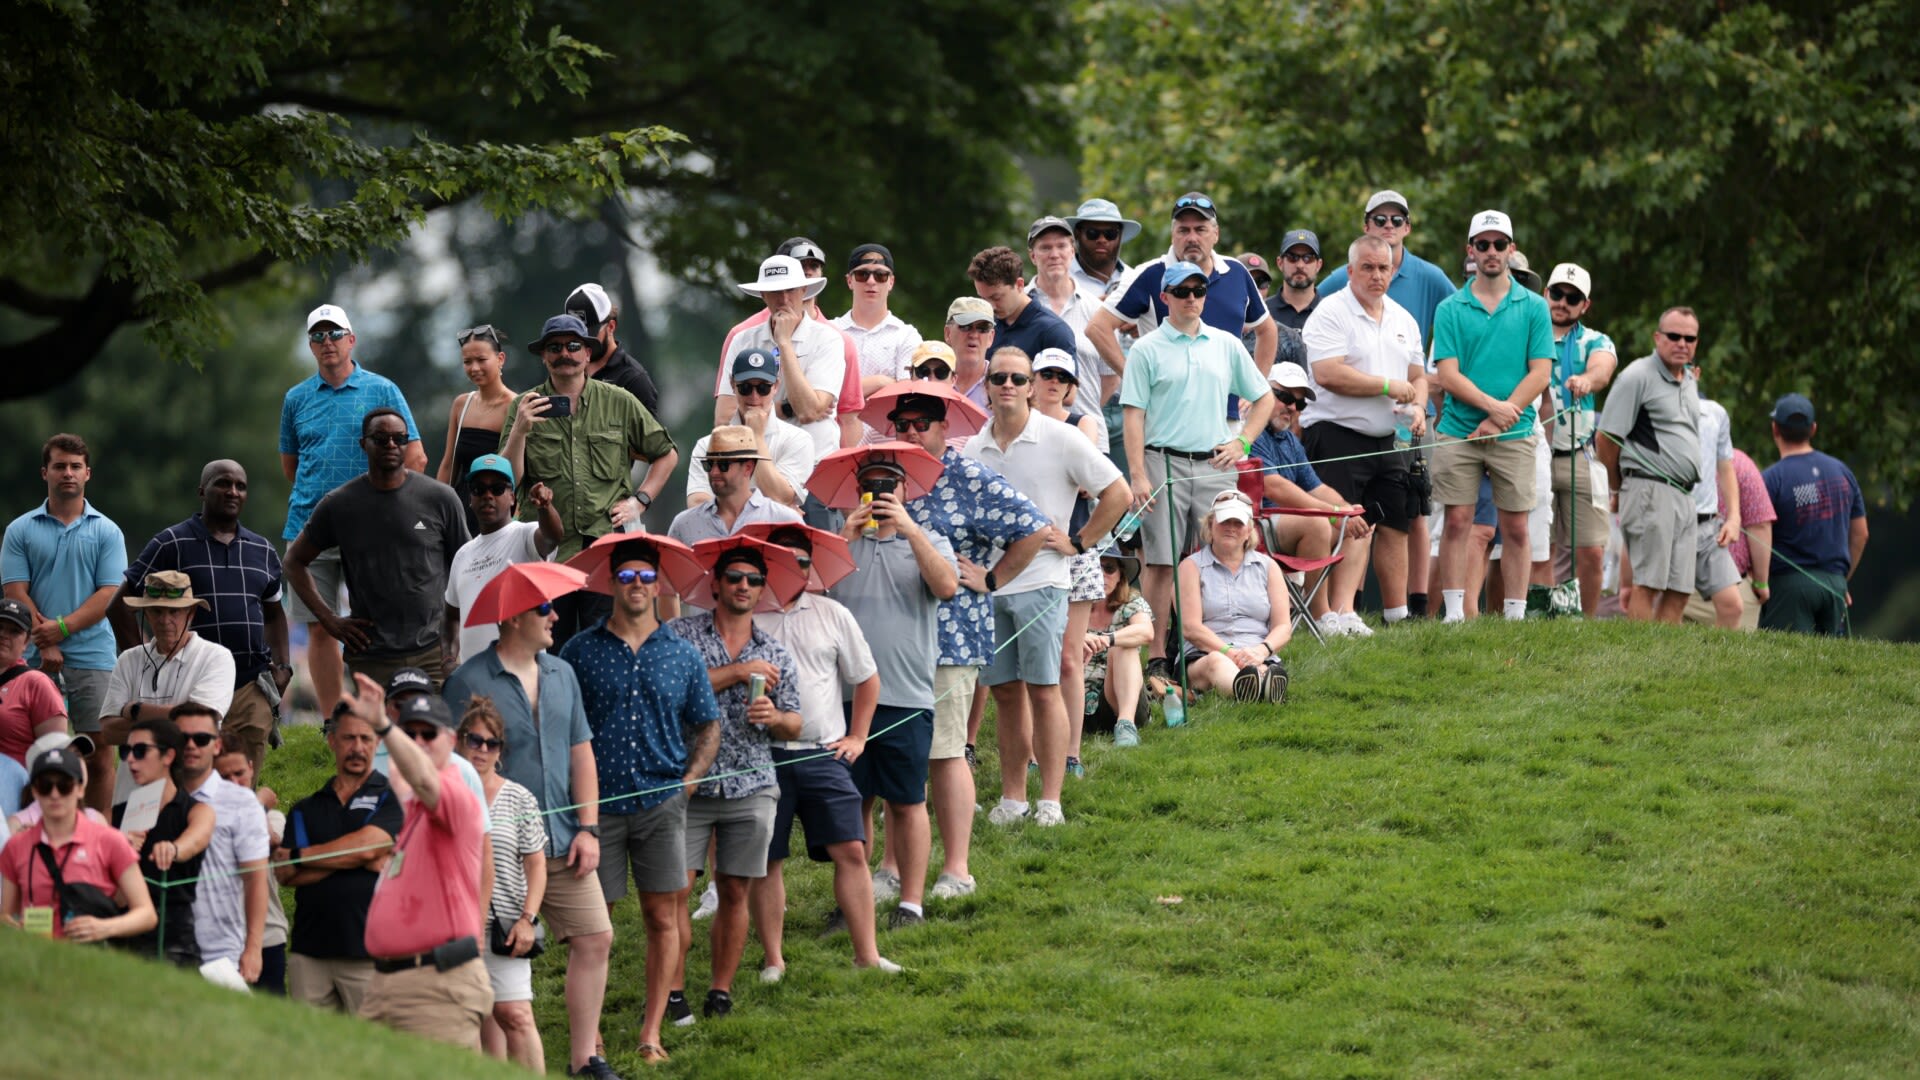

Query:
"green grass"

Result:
[[9, 620, 1918, 1077]]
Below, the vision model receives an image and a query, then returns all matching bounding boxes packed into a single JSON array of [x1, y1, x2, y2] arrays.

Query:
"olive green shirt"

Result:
[[503, 379, 675, 559]]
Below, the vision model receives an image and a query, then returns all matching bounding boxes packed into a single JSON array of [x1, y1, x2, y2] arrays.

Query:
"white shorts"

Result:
[[482, 949, 533, 1004]]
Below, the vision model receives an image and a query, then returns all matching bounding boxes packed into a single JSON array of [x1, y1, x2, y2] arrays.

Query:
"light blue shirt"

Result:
[[443, 646, 592, 857], [1189, 546, 1276, 648], [278, 365, 419, 540], [1119, 321, 1271, 452], [1, 500, 127, 671]]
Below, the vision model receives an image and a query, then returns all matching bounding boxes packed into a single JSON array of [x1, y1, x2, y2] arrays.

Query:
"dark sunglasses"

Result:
[[734, 383, 774, 398], [183, 731, 218, 748], [542, 340, 589, 356], [471, 479, 512, 497], [1174, 195, 1216, 213], [957, 323, 994, 335], [33, 775, 77, 797], [463, 732, 503, 752], [893, 418, 937, 434], [987, 372, 1031, 386], [1548, 286, 1586, 305], [458, 324, 503, 347], [126, 743, 162, 761], [721, 569, 766, 587], [1077, 225, 1121, 242], [403, 725, 439, 743], [308, 329, 350, 343], [1036, 369, 1076, 384], [1168, 284, 1208, 299], [1471, 238, 1512, 252], [703, 458, 749, 473], [913, 363, 953, 380], [364, 431, 408, 446], [850, 268, 894, 283], [1660, 331, 1699, 344], [1368, 213, 1410, 228], [532, 601, 554, 616], [791, 553, 813, 570], [145, 583, 188, 599], [1282, 251, 1320, 263], [1273, 392, 1306, 408]]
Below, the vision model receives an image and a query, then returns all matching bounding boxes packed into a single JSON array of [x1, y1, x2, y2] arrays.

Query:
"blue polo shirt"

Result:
[[908, 450, 1048, 668], [989, 299, 1077, 366], [442, 645, 592, 856], [1, 500, 127, 671], [278, 365, 419, 540], [1248, 427, 1323, 505], [1431, 279, 1555, 443], [556, 621, 718, 814], [123, 515, 283, 686], [1321, 249, 1458, 348], [1105, 253, 1271, 340]]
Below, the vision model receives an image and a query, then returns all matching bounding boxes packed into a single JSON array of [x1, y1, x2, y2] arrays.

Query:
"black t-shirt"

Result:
[[113, 789, 203, 957], [286, 771, 404, 959], [1266, 292, 1320, 334], [301, 473, 469, 657], [596, 344, 661, 415]]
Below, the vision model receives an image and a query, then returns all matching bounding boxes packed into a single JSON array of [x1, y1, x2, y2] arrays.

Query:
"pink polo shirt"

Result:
[[362, 762, 484, 958], [0, 663, 66, 765], [0, 814, 138, 938]]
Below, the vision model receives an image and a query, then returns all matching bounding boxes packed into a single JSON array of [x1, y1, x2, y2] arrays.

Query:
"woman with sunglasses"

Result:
[[111, 716, 212, 965], [1, 744, 155, 942], [437, 324, 519, 534], [456, 696, 548, 1072], [1176, 491, 1291, 704], [1083, 555, 1154, 747]]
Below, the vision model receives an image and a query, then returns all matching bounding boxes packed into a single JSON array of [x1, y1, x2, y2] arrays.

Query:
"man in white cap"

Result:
[[1429, 211, 1554, 623], [1541, 263, 1618, 616], [1248, 364, 1373, 625], [1319, 191, 1458, 348], [278, 304, 425, 719], [715, 239, 866, 452], [727, 255, 846, 459], [1065, 197, 1141, 300], [687, 349, 816, 511], [565, 282, 661, 414]]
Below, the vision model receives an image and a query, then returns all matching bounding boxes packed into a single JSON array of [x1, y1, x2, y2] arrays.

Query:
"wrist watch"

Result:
[[578, 823, 602, 839], [984, 569, 999, 592], [1070, 534, 1088, 555], [372, 720, 393, 738], [633, 490, 653, 508]]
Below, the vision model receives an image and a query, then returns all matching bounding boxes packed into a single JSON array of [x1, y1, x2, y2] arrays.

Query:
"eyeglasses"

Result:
[[1282, 251, 1320, 263], [471, 479, 512, 496], [893, 418, 937, 434], [913, 363, 952, 380], [721, 569, 766, 586], [1660, 331, 1699, 344], [463, 732, 503, 752], [1168, 284, 1208, 300], [1174, 195, 1216, 213], [308, 329, 350, 343], [542, 340, 589, 356], [183, 732, 218, 748], [457, 324, 503, 346], [704, 458, 748, 473], [1368, 213, 1410, 229], [127, 743, 161, 761], [33, 775, 77, 797], [1471, 238, 1512, 253], [958, 324, 994, 335], [615, 568, 659, 586], [364, 431, 408, 446], [1077, 225, 1121, 242], [144, 583, 188, 599], [850, 268, 893, 283], [1273, 392, 1305, 408], [403, 725, 439, 743], [1036, 369, 1076, 384], [987, 372, 1031, 386], [1548, 286, 1586, 305], [734, 383, 774, 398]]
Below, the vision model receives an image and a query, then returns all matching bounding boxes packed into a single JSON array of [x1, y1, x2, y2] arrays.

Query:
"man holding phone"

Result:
[[500, 314, 679, 647]]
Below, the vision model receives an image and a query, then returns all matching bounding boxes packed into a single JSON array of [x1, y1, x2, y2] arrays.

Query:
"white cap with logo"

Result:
[[1466, 210, 1514, 240], [1547, 263, 1591, 298], [305, 304, 353, 333]]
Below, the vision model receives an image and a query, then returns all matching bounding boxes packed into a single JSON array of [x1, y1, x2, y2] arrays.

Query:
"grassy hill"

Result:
[[7, 620, 1917, 1078]]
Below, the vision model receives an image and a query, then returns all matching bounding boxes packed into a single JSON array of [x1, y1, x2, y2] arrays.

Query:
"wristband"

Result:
[[1219, 646, 1232, 656], [633, 490, 654, 508], [985, 569, 999, 591], [57, 616, 70, 640], [1752, 581, 1769, 593], [1381, 377, 1392, 397], [1237, 435, 1252, 454]]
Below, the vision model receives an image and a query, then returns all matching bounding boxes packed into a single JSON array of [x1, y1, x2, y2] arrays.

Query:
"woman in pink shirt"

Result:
[[1, 745, 153, 942]]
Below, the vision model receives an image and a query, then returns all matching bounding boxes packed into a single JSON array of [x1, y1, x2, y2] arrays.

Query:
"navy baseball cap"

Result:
[[730, 348, 780, 385], [1771, 393, 1815, 425], [527, 313, 597, 356], [1279, 229, 1321, 258]]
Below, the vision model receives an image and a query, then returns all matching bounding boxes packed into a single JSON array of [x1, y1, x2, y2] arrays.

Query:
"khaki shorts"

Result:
[[931, 666, 978, 761], [1684, 579, 1759, 631], [361, 956, 492, 1051], [223, 681, 275, 777], [288, 954, 374, 1014], [541, 856, 614, 942], [1432, 431, 1538, 513], [1549, 453, 1610, 549], [1618, 477, 1696, 594]]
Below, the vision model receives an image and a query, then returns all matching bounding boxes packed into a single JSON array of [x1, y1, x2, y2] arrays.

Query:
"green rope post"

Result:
[[1165, 452, 1191, 707]]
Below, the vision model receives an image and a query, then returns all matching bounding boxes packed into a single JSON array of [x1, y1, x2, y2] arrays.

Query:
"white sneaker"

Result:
[[871, 867, 902, 902], [759, 965, 785, 984], [691, 881, 719, 920], [1034, 802, 1066, 827], [930, 872, 977, 900], [986, 802, 1030, 826], [1339, 611, 1375, 638], [857, 956, 903, 974], [1317, 611, 1351, 638]]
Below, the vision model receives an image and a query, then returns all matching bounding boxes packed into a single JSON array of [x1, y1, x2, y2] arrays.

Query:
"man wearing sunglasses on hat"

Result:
[[98, 571, 234, 802], [175, 701, 272, 984], [1430, 211, 1555, 624], [288, 408, 470, 689], [684, 351, 816, 512], [833, 245, 925, 445], [280, 304, 425, 722], [443, 455, 562, 671]]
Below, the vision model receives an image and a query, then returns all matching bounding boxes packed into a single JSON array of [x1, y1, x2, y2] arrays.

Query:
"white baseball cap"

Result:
[[305, 304, 353, 333], [1032, 348, 1077, 382], [1547, 263, 1592, 298], [1365, 190, 1410, 215], [1467, 210, 1514, 240], [1210, 489, 1255, 526], [1267, 361, 1317, 400]]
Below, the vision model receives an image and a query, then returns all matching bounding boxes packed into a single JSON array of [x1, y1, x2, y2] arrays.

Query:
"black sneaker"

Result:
[[567, 1056, 625, 1080], [1262, 659, 1289, 704], [1146, 656, 1174, 683], [964, 743, 979, 771], [820, 907, 847, 937], [703, 988, 733, 1019], [1231, 664, 1263, 703], [887, 907, 926, 930], [666, 989, 694, 1027]]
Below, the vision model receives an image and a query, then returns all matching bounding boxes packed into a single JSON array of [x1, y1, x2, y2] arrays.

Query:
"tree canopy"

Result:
[[1074, 0, 1920, 504]]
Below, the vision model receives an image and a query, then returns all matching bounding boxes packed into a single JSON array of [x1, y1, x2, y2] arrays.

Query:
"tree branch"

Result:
[[0, 278, 84, 319], [0, 274, 139, 401]]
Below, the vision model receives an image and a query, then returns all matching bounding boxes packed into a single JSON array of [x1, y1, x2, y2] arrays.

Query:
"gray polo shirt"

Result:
[[1596, 354, 1701, 490], [666, 492, 803, 547], [828, 530, 955, 711]]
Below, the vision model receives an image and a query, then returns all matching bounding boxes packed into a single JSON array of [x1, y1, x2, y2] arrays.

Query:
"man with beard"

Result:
[[1266, 230, 1325, 333], [1065, 197, 1141, 301], [442, 455, 561, 669], [1540, 264, 1618, 617]]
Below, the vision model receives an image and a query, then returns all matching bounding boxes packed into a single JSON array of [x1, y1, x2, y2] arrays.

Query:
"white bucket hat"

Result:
[[738, 255, 827, 302]]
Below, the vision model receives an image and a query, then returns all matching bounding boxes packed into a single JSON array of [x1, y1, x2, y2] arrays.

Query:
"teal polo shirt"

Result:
[[1431, 279, 1554, 443], [1118, 320, 1271, 453]]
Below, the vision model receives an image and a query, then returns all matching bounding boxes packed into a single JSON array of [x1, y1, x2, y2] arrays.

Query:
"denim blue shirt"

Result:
[[278, 365, 419, 540], [557, 621, 719, 813], [442, 645, 591, 855], [664, 613, 799, 800], [908, 450, 1047, 667], [1, 500, 127, 671]]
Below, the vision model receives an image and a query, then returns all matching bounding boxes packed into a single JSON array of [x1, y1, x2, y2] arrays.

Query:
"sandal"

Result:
[[637, 1043, 671, 1066]]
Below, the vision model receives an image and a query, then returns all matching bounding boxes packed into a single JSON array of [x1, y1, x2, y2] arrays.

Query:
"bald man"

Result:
[[109, 460, 292, 778]]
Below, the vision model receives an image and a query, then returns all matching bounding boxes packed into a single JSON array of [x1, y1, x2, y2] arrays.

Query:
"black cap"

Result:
[[386, 667, 434, 700], [0, 598, 29, 633], [730, 347, 780, 385], [30, 746, 85, 784], [846, 243, 893, 272], [397, 693, 456, 730], [1027, 216, 1073, 245], [713, 545, 768, 575]]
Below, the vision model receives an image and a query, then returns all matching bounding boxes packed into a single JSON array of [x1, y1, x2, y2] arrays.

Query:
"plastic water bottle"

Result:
[[1393, 407, 1414, 451], [1115, 507, 1144, 545], [1162, 689, 1185, 728]]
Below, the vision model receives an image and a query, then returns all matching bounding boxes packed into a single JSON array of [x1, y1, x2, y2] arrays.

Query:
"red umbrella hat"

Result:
[[463, 562, 589, 627], [564, 530, 706, 598], [805, 442, 945, 512], [858, 381, 990, 441], [732, 521, 855, 592], [690, 536, 811, 613]]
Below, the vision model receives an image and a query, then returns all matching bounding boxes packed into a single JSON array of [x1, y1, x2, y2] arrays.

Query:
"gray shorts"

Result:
[[684, 788, 779, 880], [1140, 449, 1237, 566], [1619, 478, 1696, 594], [282, 547, 344, 625], [597, 792, 689, 901], [65, 666, 112, 736], [1694, 515, 1742, 599], [983, 587, 1067, 688]]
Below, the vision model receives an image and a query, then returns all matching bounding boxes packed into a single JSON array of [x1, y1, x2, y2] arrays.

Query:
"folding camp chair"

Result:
[[1236, 460, 1366, 645]]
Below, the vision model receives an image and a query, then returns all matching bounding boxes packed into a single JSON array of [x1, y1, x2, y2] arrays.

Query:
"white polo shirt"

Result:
[[753, 593, 877, 746], [963, 409, 1122, 595], [729, 318, 846, 458], [684, 413, 816, 505], [103, 633, 236, 806], [1300, 286, 1425, 438]]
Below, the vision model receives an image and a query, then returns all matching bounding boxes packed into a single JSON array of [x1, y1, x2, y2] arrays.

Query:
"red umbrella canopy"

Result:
[[732, 521, 855, 592], [564, 530, 706, 598], [858, 381, 990, 440], [805, 441, 946, 512], [690, 536, 811, 613], [463, 562, 589, 628]]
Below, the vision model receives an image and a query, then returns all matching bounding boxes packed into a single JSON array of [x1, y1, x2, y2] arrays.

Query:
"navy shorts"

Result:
[[847, 703, 932, 806], [768, 747, 867, 862]]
